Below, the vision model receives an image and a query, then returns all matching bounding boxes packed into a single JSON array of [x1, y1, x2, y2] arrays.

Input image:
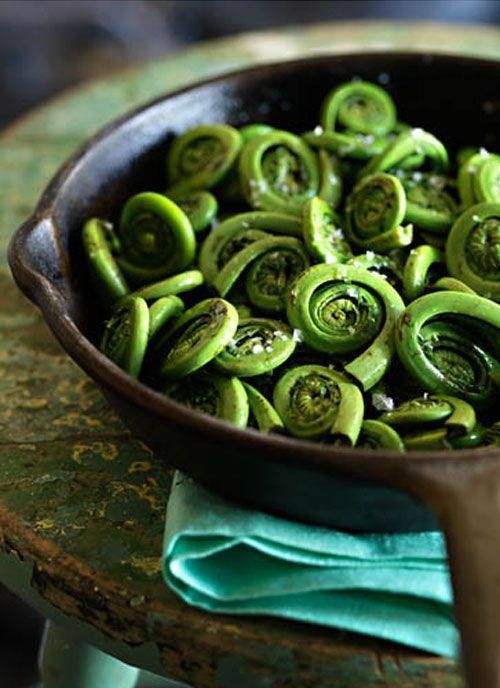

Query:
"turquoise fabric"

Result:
[[163, 473, 458, 657]]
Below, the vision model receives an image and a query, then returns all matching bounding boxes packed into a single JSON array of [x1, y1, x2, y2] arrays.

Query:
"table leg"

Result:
[[39, 621, 140, 688]]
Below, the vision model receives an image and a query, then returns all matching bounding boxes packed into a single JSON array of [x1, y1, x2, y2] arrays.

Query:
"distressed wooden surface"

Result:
[[2, 21, 500, 687]]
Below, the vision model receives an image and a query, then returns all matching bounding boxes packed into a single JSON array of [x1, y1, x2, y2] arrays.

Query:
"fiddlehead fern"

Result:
[[90, 80, 499, 452], [320, 81, 396, 136], [402, 245, 444, 302], [167, 124, 242, 193], [456, 147, 479, 168], [286, 263, 405, 390], [116, 192, 196, 284], [239, 130, 319, 214], [148, 295, 185, 338], [100, 296, 150, 378], [346, 173, 413, 251], [216, 125, 276, 203], [430, 276, 476, 295], [302, 196, 352, 264], [240, 123, 275, 143], [214, 318, 295, 377], [445, 202, 500, 301], [158, 298, 239, 379], [303, 130, 388, 161], [458, 151, 500, 206], [273, 364, 364, 444], [395, 291, 500, 406], [165, 373, 249, 427], [449, 423, 488, 449], [357, 420, 405, 450], [199, 211, 301, 285], [317, 149, 343, 209], [129, 269, 204, 300], [213, 236, 310, 313], [242, 381, 284, 433], [348, 250, 405, 290], [235, 304, 253, 319], [82, 218, 129, 305], [166, 191, 218, 233], [400, 172, 459, 234], [379, 395, 477, 449], [360, 129, 449, 178]]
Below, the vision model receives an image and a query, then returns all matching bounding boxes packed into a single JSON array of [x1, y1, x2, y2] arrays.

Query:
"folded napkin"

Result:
[[163, 472, 458, 657]]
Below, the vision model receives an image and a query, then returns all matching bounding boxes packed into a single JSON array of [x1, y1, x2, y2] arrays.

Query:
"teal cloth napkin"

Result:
[[163, 472, 458, 657]]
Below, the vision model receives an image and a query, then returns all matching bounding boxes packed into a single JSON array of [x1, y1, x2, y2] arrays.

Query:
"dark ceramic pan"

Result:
[[7, 52, 500, 687]]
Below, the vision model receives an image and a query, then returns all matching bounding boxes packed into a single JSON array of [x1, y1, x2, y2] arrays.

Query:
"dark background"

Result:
[[1, 0, 500, 128], [1, 1, 498, 686]]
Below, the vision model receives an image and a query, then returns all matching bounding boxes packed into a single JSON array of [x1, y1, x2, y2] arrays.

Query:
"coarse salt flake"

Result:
[[372, 392, 395, 411]]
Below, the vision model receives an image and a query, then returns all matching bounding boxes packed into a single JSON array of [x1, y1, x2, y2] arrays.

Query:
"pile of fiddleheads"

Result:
[[83, 80, 500, 451]]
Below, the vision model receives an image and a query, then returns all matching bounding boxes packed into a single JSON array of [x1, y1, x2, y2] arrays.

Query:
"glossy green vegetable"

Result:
[[302, 196, 352, 264], [117, 192, 196, 284], [400, 172, 458, 234], [159, 298, 239, 379], [234, 304, 253, 319], [456, 147, 479, 168], [213, 235, 310, 312], [286, 263, 405, 390], [214, 318, 296, 377], [458, 151, 500, 206], [167, 124, 242, 193], [273, 364, 364, 444], [199, 211, 302, 285], [82, 218, 129, 305], [430, 276, 476, 295], [317, 149, 343, 209], [360, 128, 449, 178], [243, 381, 284, 432], [380, 395, 476, 450], [129, 270, 204, 300], [100, 297, 149, 378], [347, 251, 404, 290], [445, 202, 500, 301], [167, 190, 218, 232], [165, 373, 249, 427], [357, 420, 405, 450], [321, 81, 396, 136], [346, 173, 413, 251], [402, 245, 444, 301], [240, 123, 275, 143], [395, 291, 500, 406], [239, 130, 319, 214], [148, 295, 185, 338], [88, 79, 500, 451], [303, 130, 388, 161]]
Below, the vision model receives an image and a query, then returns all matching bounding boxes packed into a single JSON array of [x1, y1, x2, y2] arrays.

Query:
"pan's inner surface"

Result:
[[34, 53, 500, 531]]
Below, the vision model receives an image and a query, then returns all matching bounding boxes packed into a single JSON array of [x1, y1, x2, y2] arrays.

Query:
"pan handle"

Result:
[[8, 213, 71, 315], [430, 459, 500, 688]]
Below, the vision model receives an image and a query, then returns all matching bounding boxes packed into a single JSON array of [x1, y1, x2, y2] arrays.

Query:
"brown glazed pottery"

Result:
[[8, 53, 500, 687]]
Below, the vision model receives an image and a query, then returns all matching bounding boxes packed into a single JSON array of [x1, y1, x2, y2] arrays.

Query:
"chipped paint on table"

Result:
[[2, 20, 499, 687]]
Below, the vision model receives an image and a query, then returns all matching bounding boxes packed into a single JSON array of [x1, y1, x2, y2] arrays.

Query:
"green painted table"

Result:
[[2, 21, 500, 688]]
